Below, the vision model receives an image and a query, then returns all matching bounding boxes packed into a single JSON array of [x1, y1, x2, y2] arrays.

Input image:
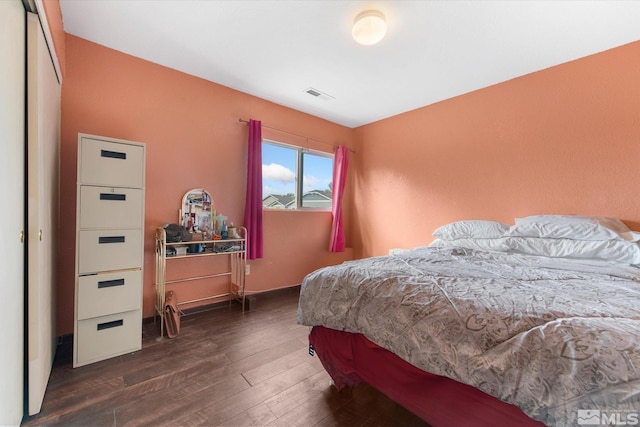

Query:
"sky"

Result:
[[262, 143, 333, 197]]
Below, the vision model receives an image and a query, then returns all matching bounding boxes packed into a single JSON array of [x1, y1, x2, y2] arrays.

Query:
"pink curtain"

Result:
[[329, 145, 349, 252], [243, 119, 263, 259]]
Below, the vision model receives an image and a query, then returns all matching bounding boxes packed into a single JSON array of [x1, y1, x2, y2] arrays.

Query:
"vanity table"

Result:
[[154, 189, 247, 338]]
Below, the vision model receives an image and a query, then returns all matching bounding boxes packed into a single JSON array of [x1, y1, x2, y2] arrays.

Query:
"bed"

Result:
[[297, 215, 640, 426]]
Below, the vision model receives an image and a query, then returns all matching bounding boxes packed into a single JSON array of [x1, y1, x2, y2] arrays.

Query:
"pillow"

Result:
[[433, 220, 510, 240], [506, 215, 638, 241], [504, 236, 640, 264], [430, 237, 509, 252]]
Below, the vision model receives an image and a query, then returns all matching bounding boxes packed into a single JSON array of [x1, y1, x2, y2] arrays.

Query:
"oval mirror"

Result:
[[180, 188, 214, 234]]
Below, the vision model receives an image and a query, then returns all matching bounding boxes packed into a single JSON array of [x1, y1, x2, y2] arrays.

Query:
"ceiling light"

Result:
[[352, 10, 386, 46]]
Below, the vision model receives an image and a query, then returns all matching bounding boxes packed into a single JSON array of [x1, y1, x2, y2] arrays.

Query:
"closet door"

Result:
[[26, 12, 60, 416], [0, 1, 26, 425]]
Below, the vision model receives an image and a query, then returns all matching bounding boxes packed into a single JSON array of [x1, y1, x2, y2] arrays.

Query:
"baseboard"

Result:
[[172, 284, 301, 312], [244, 284, 301, 311]]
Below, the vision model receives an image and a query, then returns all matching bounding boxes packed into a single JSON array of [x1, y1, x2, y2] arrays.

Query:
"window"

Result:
[[262, 140, 333, 210]]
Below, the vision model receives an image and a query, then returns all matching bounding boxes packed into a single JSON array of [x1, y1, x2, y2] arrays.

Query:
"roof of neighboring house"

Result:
[[264, 190, 332, 207], [263, 193, 295, 208], [303, 190, 332, 200]]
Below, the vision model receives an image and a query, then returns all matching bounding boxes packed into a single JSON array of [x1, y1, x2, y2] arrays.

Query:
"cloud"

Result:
[[263, 185, 293, 196], [303, 175, 330, 191], [303, 175, 320, 188], [263, 163, 295, 183]]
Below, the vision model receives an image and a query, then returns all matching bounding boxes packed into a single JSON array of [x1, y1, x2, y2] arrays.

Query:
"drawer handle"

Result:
[[100, 193, 126, 201], [97, 319, 123, 331], [101, 149, 127, 160], [98, 278, 125, 288], [99, 236, 125, 244]]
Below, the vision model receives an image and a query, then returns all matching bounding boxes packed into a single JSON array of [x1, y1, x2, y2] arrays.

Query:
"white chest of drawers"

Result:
[[74, 133, 146, 367]]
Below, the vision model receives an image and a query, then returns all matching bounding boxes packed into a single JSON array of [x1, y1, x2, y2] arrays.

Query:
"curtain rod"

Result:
[[238, 118, 355, 153]]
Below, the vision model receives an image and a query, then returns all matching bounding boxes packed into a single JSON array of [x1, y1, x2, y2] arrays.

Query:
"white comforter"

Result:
[[297, 246, 640, 426]]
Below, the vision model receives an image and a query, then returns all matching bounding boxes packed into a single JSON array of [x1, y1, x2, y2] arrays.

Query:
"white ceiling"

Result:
[[59, 1, 640, 128]]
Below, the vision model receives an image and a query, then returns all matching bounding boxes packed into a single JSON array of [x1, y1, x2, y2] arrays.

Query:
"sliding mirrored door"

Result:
[[26, 11, 60, 416]]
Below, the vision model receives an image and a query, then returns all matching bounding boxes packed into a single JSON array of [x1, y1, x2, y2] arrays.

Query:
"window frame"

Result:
[[262, 139, 334, 211]]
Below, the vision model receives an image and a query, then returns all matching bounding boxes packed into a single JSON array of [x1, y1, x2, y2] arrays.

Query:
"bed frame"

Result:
[[310, 326, 545, 427]]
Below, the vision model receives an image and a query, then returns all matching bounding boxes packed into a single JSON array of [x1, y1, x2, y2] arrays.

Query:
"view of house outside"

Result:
[[262, 142, 333, 209]]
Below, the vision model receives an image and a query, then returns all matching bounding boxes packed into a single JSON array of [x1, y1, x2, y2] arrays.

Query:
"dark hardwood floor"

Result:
[[22, 288, 428, 426]]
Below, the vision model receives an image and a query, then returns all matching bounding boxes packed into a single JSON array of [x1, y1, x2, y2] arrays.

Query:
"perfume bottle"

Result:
[[221, 220, 228, 239]]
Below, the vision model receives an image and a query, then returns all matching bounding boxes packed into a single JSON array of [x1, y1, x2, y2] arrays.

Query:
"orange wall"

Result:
[[46, 2, 640, 335], [58, 35, 354, 335], [353, 41, 640, 258]]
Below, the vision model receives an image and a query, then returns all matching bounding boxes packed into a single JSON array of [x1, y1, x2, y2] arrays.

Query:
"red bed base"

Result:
[[309, 326, 546, 427]]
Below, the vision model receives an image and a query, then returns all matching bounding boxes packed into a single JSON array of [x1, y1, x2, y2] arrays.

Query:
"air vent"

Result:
[[305, 87, 335, 101]]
